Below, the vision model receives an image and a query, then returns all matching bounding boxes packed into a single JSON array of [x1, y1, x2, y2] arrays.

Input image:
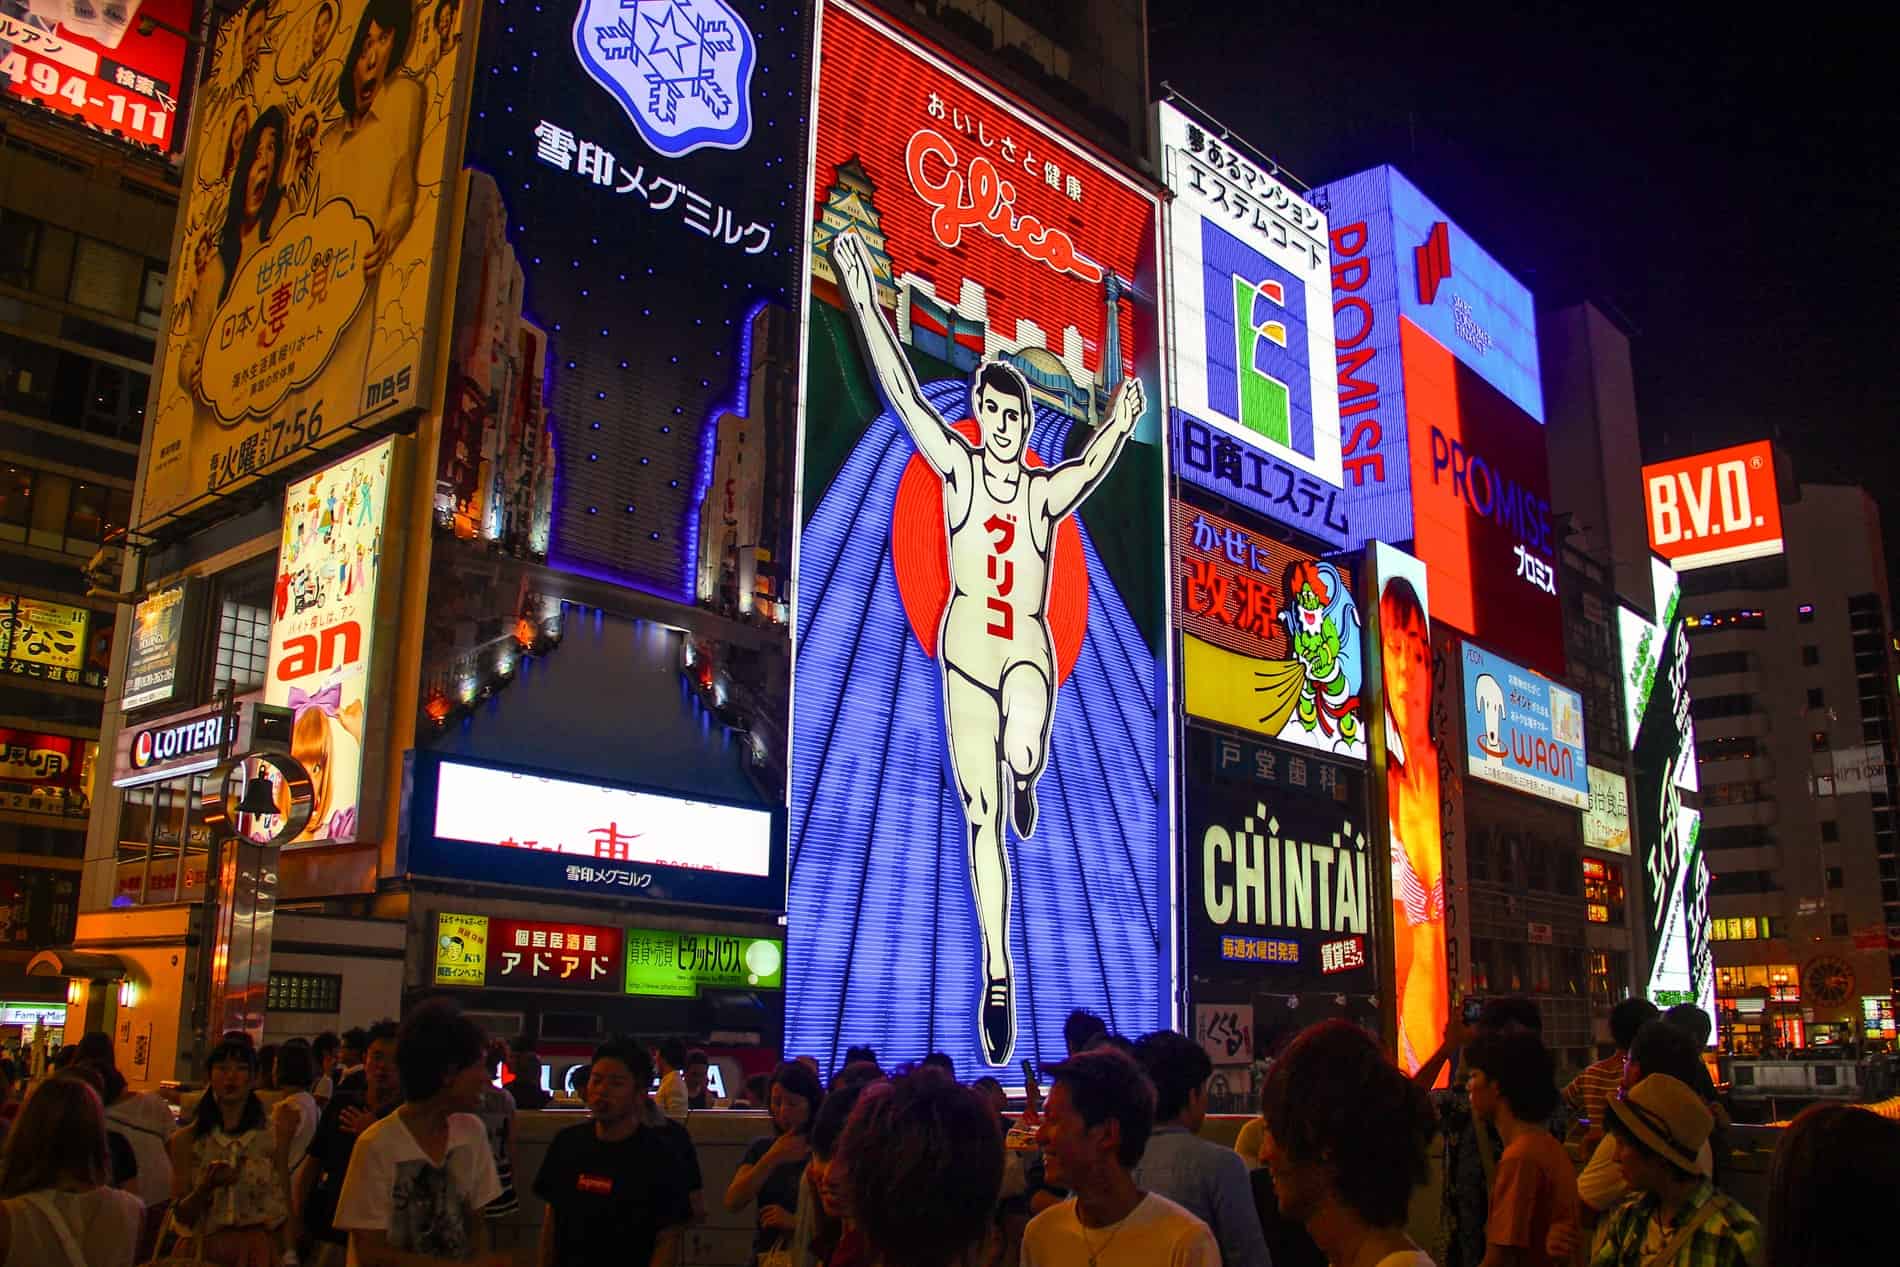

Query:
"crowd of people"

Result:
[[0, 994, 1895, 1267]]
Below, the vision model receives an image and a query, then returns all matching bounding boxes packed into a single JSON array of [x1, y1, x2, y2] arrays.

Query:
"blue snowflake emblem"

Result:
[[573, 0, 758, 157]]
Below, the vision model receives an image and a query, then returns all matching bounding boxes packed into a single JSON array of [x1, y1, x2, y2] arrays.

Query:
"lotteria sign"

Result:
[[1643, 440, 1784, 572], [114, 705, 235, 787], [1159, 103, 1347, 546]]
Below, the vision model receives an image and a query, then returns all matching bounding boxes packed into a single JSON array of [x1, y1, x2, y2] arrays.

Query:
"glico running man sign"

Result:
[[789, 1, 1169, 1074]]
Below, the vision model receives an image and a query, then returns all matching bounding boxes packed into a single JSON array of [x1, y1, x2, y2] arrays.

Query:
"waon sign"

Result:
[[1643, 440, 1784, 571], [487, 919, 623, 993]]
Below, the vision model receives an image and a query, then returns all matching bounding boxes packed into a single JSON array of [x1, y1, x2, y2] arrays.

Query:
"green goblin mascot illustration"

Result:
[[1278, 559, 1363, 750]]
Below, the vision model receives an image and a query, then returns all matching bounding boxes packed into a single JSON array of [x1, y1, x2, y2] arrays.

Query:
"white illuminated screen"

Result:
[[433, 762, 772, 877]]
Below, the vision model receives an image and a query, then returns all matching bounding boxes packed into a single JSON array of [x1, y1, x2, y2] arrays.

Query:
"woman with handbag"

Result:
[[168, 1040, 293, 1267], [726, 1062, 824, 1267], [0, 1073, 144, 1266]]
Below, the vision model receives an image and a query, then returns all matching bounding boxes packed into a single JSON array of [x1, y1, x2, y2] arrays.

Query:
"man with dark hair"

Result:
[[313, 1031, 342, 1103], [837, 1069, 1003, 1267], [1584, 1076, 1759, 1267], [1131, 1031, 1269, 1267], [1023, 1047, 1216, 1266], [1659, 1005, 1719, 1100], [1575, 1021, 1720, 1219], [296, 1020, 400, 1267], [336, 1027, 370, 1094], [921, 1051, 956, 1076], [1564, 999, 1659, 1149], [1462, 1028, 1577, 1267], [509, 1051, 551, 1111], [653, 1038, 689, 1119], [1261, 1020, 1437, 1267], [842, 1044, 878, 1071], [334, 1001, 500, 1264], [683, 1049, 712, 1110], [1063, 1010, 1109, 1057], [535, 1039, 700, 1267]]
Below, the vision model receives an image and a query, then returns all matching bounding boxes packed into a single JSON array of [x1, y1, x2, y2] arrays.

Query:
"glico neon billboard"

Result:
[[788, 0, 1170, 1075]]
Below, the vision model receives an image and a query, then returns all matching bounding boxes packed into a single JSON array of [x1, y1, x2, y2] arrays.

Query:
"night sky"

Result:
[[1151, 4, 1897, 571]]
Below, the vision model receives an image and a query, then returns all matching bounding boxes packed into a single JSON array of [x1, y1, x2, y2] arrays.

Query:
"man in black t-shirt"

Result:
[[293, 1020, 401, 1267], [535, 1038, 701, 1267]]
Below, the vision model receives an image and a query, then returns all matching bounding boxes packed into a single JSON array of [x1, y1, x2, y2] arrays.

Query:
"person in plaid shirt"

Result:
[[1563, 999, 1657, 1149], [1583, 1075, 1760, 1267]]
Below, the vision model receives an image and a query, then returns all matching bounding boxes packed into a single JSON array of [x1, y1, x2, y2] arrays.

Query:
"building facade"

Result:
[[1683, 483, 1900, 1050]]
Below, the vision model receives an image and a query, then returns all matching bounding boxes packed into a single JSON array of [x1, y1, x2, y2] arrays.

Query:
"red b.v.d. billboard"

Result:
[[1642, 440, 1783, 571]]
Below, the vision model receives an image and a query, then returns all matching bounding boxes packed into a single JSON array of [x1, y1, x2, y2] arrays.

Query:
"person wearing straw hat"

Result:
[[1582, 1076, 1760, 1267]]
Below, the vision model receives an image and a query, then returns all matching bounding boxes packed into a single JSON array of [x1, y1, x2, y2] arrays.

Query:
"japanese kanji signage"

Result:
[[1461, 640, 1588, 809], [789, 0, 1169, 1074], [1172, 500, 1366, 762], [402, 752, 784, 910], [1159, 103, 1347, 547], [139, 0, 475, 527], [625, 928, 784, 997], [0, 727, 86, 790], [0, 595, 91, 685], [444, 0, 807, 597], [0, 0, 191, 156], [433, 913, 489, 986], [1184, 724, 1376, 993], [488, 918, 623, 992]]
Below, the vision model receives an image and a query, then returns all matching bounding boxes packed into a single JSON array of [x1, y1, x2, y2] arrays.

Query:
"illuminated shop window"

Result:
[[266, 972, 343, 1014], [1690, 608, 1766, 631], [1582, 858, 1624, 925]]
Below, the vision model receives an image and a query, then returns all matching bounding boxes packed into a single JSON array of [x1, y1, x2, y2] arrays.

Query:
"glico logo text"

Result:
[[1428, 426, 1551, 559]]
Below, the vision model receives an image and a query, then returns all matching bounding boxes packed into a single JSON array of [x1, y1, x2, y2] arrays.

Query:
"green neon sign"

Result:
[[624, 927, 784, 997]]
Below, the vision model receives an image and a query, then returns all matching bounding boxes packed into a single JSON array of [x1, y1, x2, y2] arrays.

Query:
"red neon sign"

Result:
[[487, 919, 623, 993]]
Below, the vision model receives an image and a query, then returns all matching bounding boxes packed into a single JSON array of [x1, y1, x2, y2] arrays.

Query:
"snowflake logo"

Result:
[[572, 0, 757, 158]]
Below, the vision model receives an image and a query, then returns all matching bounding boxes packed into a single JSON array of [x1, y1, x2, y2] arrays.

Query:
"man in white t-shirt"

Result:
[[1022, 1047, 1218, 1267], [333, 1000, 503, 1266]]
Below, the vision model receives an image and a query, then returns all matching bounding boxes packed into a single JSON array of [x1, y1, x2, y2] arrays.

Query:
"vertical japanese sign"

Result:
[[265, 437, 392, 845], [0, 595, 90, 683], [441, 0, 806, 596], [789, 0, 1169, 1073], [140, 0, 474, 526], [0, 0, 191, 154], [1365, 542, 1448, 1082], [433, 911, 489, 985], [1173, 500, 1364, 760], [1620, 557, 1712, 1036], [1158, 103, 1346, 546]]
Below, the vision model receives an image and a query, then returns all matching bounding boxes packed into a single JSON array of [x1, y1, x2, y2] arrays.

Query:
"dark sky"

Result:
[[1150, 3, 1898, 557]]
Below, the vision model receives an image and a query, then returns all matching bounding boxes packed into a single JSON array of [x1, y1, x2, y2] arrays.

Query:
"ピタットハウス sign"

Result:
[[573, 0, 757, 157]]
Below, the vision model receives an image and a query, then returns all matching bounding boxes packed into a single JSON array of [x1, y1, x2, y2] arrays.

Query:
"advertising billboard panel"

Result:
[[0, 727, 86, 789], [433, 912, 489, 986], [1158, 104, 1346, 546], [626, 928, 784, 997], [122, 578, 204, 712], [1403, 321, 1562, 677], [139, 0, 475, 526], [0, 594, 91, 684], [402, 751, 785, 909], [1184, 725, 1375, 995], [0, 0, 191, 155], [789, 0, 1169, 1072], [264, 437, 392, 845], [1461, 641, 1587, 809], [1173, 499, 1364, 760], [1583, 765, 1633, 855], [1621, 559, 1712, 1036], [1642, 440, 1783, 571], [1366, 542, 1448, 1081]]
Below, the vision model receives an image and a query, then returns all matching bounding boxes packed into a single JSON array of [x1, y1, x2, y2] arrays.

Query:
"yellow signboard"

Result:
[[0, 596, 90, 684], [433, 912, 489, 986], [139, 0, 475, 526], [1182, 633, 1309, 739]]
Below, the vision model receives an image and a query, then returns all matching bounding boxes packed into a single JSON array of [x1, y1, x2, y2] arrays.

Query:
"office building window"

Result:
[[1801, 645, 1820, 666], [1830, 913, 1849, 936], [1807, 687, 1826, 709], [1821, 820, 1839, 842], [1827, 866, 1844, 888], [212, 565, 274, 694], [0, 467, 33, 542], [1812, 731, 1830, 752]]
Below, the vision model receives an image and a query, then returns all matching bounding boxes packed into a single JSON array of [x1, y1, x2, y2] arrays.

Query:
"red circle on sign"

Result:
[[890, 418, 1088, 686]]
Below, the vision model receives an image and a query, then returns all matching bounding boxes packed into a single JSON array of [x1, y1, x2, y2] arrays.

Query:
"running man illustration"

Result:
[[831, 228, 1145, 1063]]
